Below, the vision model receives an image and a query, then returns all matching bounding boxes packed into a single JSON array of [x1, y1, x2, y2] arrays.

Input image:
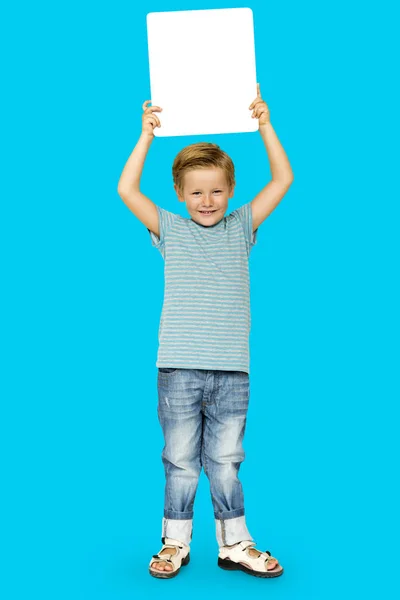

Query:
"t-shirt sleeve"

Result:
[[147, 205, 179, 258], [230, 201, 259, 257]]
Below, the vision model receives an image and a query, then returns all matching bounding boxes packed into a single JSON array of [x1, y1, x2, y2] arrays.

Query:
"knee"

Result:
[[202, 449, 245, 479], [162, 451, 201, 478]]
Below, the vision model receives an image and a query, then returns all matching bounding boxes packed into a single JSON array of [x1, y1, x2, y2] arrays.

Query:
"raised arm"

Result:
[[117, 100, 163, 236], [249, 84, 294, 231]]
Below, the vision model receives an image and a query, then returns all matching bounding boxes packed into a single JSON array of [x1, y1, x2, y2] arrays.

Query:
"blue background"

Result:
[[1, 1, 399, 599]]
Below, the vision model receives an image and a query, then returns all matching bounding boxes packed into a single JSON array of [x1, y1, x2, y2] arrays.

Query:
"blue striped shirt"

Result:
[[147, 201, 258, 373]]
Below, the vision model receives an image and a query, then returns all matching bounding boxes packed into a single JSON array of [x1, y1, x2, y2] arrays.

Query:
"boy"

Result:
[[117, 84, 294, 579]]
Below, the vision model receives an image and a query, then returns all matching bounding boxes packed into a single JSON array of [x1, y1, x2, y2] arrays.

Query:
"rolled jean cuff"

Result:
[[162, 517, 193, 546], [215, 515, 254, 547], [214, 507, 245, 520], [164, 509, 194, 520]]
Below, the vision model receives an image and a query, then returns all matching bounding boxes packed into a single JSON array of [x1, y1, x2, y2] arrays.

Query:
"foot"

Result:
[[247, 546, 279, 571], [151, 547, 176, 572], [219, 540, 283, 577], [149, 539, 191, 578], [224, 542, 278, 570]]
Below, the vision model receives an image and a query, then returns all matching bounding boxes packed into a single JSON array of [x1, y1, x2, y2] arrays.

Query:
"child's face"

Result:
[[174, 167, 234, 226]]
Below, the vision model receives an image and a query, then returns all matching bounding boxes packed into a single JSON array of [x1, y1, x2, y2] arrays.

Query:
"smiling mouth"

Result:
[[199, 210, 216, 215]]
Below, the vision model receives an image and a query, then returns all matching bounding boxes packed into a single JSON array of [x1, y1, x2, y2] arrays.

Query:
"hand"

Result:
[[249, 83, 270, 127], [142, 100, 163, 137]]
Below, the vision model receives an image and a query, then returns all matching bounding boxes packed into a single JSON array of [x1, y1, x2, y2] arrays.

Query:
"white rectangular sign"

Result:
[[146, 8, 259, 137]]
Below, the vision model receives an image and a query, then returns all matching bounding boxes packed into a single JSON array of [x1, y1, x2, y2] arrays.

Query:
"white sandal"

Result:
[[218, 540, 284, 578], [149, 537, 191, 579]]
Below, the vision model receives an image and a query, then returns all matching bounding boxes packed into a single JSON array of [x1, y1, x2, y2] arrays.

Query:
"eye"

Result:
[[192, 190, 221, 195]]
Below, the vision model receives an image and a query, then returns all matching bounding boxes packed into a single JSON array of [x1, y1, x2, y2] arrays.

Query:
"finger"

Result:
[[145, 105, 163, 113], [257, 82, 261, 96], [254, 106, 268, 117], [249, 99, 264, 110], [257, 109, 269, 120], [253, 105, 265, 118], [249, 96, 265, 109], [149, 115, 161, 128], [142, 100, 163, 112]]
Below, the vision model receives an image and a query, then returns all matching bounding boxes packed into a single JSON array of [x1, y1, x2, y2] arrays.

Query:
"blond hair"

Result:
[[172, 142, 235, 196]]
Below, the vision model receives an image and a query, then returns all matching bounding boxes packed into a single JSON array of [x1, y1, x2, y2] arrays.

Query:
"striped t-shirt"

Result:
[[147, 201, 258, 374]]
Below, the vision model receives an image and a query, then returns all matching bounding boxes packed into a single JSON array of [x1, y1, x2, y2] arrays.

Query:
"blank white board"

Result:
[[146, 8, 258, 137]]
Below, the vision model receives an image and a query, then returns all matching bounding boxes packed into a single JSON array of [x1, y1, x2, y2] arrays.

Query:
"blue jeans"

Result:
[[157, 368, 254, 548]]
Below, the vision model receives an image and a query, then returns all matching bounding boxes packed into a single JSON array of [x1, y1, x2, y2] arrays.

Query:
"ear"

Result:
[[174, 184, 184, 202]]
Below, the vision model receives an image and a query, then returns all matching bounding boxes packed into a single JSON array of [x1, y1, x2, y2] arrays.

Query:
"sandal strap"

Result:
[[251, 548, 279, 565], [238, 540, 257, 550], [152, 555, 174, 564], [149, 539, 190, 571], [247, 546, 277, 562], [265, 554, 277, 563], [164, 537, 190, 549]]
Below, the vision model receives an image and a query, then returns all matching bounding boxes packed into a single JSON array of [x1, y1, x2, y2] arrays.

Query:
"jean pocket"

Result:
[[158, 368, 178, 375]]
